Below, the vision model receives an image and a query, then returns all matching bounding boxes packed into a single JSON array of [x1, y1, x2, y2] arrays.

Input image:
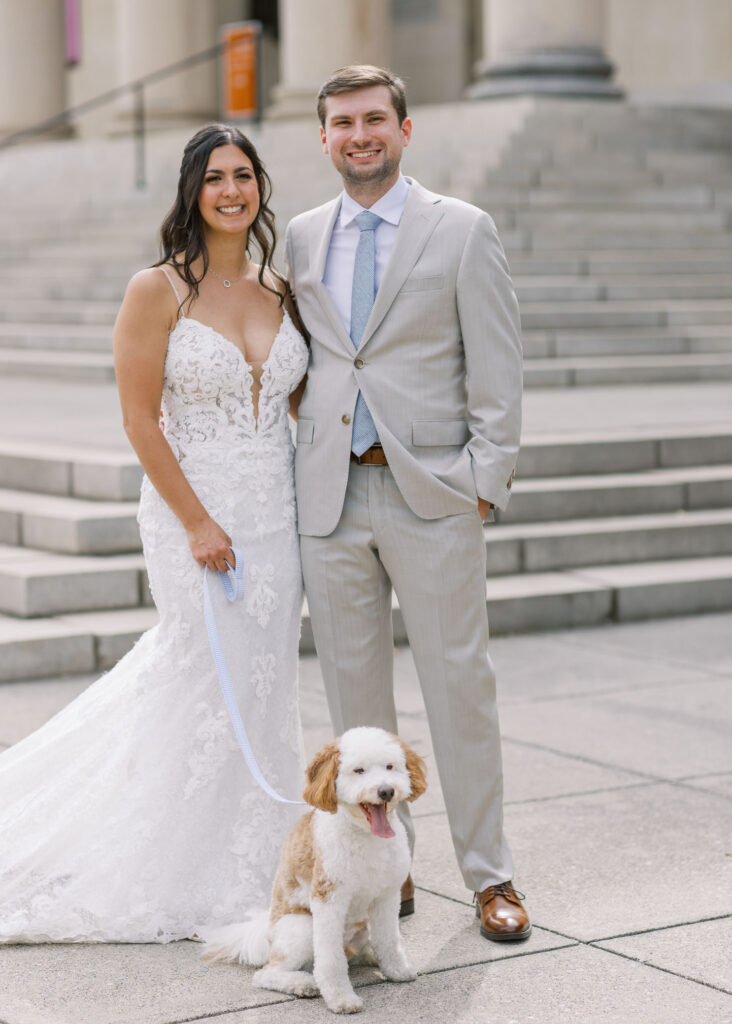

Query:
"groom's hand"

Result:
[[477, 497, 494, 522]]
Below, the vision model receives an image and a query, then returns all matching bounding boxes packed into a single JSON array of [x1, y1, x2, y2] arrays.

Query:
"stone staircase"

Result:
[[1, 422, 731, 681], [1, 98, 732, 681]]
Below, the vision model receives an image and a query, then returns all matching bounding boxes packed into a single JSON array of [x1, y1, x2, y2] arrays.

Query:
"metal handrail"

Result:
[[0, 37, 254, 189]]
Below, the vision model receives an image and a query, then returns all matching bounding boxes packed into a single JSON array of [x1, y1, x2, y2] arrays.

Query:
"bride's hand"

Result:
[[186, 516, 235, 573]]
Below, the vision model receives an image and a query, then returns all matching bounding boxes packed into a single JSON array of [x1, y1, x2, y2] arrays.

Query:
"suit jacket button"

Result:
[[342, 414, 352, 425], [354, 358, 364, 369]]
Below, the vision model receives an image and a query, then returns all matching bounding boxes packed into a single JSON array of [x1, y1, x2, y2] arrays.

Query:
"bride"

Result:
[[0, 125, 310, 943]]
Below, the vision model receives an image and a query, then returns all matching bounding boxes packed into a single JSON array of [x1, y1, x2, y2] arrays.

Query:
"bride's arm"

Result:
[[113, 269, 235, 572]]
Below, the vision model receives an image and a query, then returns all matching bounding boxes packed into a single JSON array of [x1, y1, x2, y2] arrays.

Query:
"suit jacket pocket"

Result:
[[400, 275, 445, 292], [296, 418, 314, 444], [412, 419, 470, 446]]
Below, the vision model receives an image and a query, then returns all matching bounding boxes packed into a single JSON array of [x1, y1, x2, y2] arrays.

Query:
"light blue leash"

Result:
[[203, 547, 305, 805]]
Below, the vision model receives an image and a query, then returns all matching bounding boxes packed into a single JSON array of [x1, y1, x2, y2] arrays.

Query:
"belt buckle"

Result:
[[353, 445, 383, 466]]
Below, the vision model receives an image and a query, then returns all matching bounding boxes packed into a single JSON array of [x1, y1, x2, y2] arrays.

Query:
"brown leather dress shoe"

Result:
[[475, 882, 531, 941], [399, 874, 415, 918]]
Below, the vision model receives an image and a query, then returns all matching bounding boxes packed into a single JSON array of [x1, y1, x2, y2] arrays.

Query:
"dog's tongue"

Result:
[[369, 802, 395, 838]]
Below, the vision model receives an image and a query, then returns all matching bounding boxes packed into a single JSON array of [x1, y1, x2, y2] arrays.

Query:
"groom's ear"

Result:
[[320, 127, 329, 154]]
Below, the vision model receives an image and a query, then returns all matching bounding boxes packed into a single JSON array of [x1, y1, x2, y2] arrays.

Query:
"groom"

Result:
[[285, 65, 528, 941]]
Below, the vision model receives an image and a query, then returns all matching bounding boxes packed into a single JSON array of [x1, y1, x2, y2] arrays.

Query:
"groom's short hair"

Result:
[[317, 65, 408, 128]]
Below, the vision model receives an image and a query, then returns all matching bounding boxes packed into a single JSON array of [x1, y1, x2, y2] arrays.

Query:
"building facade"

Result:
[[1, 0, 731, 136]]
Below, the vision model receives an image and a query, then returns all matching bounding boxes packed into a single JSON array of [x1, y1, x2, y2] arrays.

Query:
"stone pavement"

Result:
[[0, 611, 730, 1024]]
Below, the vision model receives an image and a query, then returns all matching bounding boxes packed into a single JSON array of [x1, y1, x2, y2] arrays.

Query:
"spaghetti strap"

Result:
[[159, 265, 183, 308], [262, 266, 283, 294]]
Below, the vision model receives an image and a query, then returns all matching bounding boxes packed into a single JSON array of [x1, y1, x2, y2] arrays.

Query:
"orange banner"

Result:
[[221, 22, 260, 121]]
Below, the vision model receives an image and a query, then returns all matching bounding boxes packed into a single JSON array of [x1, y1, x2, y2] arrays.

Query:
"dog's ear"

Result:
[[399, 739, 427, 802], [303, 740, 340, 813]]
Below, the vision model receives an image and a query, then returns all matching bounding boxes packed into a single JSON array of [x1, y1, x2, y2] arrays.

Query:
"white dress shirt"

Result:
[[323, 174, 410, 337]]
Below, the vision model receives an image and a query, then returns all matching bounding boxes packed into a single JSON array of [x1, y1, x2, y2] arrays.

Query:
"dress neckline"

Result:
[[171, 309, 292, 376]]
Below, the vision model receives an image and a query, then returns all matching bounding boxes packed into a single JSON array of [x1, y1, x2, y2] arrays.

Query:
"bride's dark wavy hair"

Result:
[[155, 123, 285, 306]]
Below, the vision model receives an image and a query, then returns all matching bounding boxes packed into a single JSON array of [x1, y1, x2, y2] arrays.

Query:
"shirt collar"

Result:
[[339, 174, 410, 228]]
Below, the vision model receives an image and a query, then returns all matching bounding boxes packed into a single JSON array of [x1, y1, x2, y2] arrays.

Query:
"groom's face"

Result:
[[320, 85, 411, 194]]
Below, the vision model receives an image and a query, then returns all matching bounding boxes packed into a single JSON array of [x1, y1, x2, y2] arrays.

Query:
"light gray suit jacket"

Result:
[[285, 178, 523, 538]]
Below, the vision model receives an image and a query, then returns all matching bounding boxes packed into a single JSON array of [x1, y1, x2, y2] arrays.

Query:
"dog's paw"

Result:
[[293, 977, 319, 998], [348, 940, 379, 967], [324, 990, 364, 1014], [383, 965, 417, 983], [381, 957, 417, 983]]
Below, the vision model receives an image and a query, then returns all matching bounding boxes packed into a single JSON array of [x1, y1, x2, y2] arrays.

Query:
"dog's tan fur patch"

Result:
[[269, 809, 335, 921], [302, 741, 340, 813], [398, 738, 428, 802], [269, 812, 316, 922], [312, 862, 335, 903]]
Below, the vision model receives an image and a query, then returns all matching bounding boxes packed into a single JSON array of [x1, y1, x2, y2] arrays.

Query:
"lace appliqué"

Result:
[[247, 563, 279, 628], [184, 702, 236, 800], [251, 653, 277, 716]]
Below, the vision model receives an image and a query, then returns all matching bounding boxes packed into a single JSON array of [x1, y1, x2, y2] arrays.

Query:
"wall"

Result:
[[605, 0, 732, 97]]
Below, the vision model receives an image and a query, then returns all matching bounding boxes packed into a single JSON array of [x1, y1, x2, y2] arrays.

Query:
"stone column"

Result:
[[115, 0, 219, 128], [270, 0, 391, 119], [470, 0, 622, 99], [0, 0, 66, 135]]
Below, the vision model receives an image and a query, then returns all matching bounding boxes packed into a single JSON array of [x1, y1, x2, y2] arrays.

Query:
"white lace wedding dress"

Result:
[[0, 293, 310, 943]]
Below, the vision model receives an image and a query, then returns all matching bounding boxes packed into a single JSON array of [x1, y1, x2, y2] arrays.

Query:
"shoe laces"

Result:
[[474, 882, 526, 907]]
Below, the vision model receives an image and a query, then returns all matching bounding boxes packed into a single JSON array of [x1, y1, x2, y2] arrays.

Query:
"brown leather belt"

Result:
[[350, 445, 388, 466]]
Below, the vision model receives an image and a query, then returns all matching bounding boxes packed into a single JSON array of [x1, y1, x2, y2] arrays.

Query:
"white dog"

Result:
[[202, 726, 427, 1014]]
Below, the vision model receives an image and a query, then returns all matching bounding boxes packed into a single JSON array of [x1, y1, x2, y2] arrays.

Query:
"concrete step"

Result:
[[519, 299, 732, 330], [5, 501, 731, 620], [507, 251, 732, 277], [502, 143, 732, 171], [517, 426, 732, 478], [4, 554, 732, 681], [479, 185, 717, 211], [0, 299, 118, 325], [490, 163, 732, 190], [514, 275, 732, 303], [0, 452, 728, 568], [0, 253, 147, 273], [0, 279, 128, 302], [0, 348, 116, 382], [0, 546, 149, 617], [504, 465, 732, 523], [0, 427, 727, 502], [523, 352, 732, 387], [525, 231, 732, 251], [522, 325, 732, 359], [0, 440, 141, 500], [486, 508, 732, 574], [480, 555, 732, 634], [0, 241, 154, 264], [5, 344, 732, 389], [0, 606, 158, 682], [0, 322, 112, 352], [503, 208, 731, 233], [0, 489, 141, 554]]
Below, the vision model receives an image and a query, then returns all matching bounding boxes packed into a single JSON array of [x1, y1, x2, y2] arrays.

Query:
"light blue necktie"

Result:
[[350, 210, 381, 456]]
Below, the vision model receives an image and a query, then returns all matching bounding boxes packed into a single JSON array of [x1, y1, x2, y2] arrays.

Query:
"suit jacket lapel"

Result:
[[310, 198, 354, 353], [357, 180, 444, 350]]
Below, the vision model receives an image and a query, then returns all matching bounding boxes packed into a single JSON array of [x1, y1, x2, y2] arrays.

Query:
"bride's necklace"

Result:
[[208, 263, 248, 289]]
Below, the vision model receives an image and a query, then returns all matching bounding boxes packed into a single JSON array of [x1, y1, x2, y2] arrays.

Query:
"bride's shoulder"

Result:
[[127, 264, 185, 309], [125, 265, 175, 300], [117, 266, 182, 338]]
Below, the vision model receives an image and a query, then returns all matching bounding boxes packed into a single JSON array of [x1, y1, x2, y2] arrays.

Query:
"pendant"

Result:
[[223, 280, 231, 288]]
